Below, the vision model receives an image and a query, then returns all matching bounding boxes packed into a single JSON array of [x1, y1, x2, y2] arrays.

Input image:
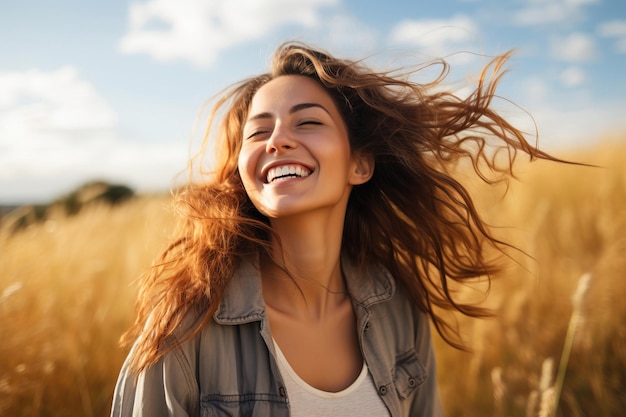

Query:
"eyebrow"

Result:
[[246, 102, 331, 123]]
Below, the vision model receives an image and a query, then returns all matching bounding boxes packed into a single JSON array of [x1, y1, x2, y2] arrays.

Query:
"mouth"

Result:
[[265, 164, 312, 184]]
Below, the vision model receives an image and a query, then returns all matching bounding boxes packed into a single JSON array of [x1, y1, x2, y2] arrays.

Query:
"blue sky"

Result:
[[1, 0, 625, 203]]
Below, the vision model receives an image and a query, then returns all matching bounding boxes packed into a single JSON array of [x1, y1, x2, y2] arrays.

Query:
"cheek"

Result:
[[237, 145, 258, 191]]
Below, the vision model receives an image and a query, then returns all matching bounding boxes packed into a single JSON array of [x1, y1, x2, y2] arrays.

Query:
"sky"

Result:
[[1, 0, 625, 204]]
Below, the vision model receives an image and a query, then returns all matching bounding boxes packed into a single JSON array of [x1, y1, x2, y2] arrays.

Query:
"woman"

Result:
[[111, 42, 558, 416]]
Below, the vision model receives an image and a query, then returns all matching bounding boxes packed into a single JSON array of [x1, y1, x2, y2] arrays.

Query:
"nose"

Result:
[[265, 123, 297, 154]]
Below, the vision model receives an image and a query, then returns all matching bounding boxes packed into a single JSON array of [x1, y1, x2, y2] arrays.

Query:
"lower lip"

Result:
[[267, 175, 309, 185]]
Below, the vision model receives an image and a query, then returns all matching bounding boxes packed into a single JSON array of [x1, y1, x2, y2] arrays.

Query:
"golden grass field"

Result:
[[1, 140, 625, 416]]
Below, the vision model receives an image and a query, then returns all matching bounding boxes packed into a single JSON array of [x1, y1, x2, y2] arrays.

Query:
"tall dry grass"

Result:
[[435, 139, 626, 416], [0, 196, 174, 416], [1, 140, 625, 416]]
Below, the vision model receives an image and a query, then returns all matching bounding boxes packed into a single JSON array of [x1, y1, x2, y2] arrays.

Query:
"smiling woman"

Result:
[[238, 75, 366, 221], [110, 42, 563, 417]]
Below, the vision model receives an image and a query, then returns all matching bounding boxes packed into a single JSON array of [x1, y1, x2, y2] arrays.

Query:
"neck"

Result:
[[261, 208, 348, 319]]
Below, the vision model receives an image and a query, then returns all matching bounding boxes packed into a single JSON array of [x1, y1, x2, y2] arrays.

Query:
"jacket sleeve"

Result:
[[110, 341, 200, 417], [411, 309, 445, 417]]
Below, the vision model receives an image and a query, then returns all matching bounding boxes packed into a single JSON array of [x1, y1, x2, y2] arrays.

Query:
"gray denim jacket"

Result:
[[111, 256, 444, 417]]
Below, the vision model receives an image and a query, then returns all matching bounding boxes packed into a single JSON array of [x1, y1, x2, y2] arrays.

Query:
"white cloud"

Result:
[[522, 76, 550, 103], [119, 0, 337, 67], [386, 15, 490, 91], [551, 32, 596, 62], [598, 20, 626, 53], [315, 14, 380, 57], [531, 101, 626, 149], [513, 0, 599, 27], [388, 15, 480, 59], [0, 67, 187, 203], [0, 67, 118, 181], [494, 75, 623, 150], [0, 67, 116, 132], [0, 138, 187, 203], [503, 101, 626, 151], [561, 66, 585, 86]]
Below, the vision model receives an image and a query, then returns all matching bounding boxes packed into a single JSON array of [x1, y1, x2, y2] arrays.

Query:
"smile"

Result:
[[266, 164, 312, 183]]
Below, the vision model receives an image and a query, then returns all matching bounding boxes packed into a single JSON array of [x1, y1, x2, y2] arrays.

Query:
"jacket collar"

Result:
[[213, 252, 395, 325]]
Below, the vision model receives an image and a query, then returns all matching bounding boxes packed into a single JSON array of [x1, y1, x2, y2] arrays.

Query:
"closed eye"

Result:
[[297, 120, 322, 127], [245, 130, 270, 140]]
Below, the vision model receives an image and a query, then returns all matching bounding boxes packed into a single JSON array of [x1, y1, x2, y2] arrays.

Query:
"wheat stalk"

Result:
[[551, 272, 592, 416], [491, 366, 505, 415]]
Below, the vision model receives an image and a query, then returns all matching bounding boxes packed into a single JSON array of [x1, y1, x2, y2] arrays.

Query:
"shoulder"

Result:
[[111, 329, 202, 417]]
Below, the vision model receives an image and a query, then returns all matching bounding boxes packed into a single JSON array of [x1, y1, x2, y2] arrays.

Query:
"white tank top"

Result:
[[273, 340, 390, 417]]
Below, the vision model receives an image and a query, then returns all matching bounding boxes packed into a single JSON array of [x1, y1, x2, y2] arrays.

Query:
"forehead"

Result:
[[248, 75, 337, 114]]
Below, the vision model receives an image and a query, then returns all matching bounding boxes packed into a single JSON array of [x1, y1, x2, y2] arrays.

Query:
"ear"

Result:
[[349, 152, 374, 185]]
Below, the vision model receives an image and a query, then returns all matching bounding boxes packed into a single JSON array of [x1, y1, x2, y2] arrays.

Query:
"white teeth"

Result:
[[266, 165, 311, 183]]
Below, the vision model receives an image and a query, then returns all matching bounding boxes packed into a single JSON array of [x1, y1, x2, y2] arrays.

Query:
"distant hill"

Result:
[[0, 205, 20, 218], [0, 181, 134, 232]]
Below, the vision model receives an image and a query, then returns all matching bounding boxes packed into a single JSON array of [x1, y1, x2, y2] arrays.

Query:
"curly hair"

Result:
[[122, 42, 560, 374]]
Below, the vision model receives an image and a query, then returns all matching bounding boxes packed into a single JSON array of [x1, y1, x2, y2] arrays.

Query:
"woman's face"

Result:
[[238, 75, 367, 220]]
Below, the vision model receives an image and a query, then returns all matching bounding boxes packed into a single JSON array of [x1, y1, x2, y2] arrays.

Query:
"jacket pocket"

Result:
[[201, 393, 288, 417], [393, 349, 427, 400]]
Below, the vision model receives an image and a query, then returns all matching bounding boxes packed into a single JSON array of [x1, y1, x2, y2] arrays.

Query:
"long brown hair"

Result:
[[122, 42, 560, 374]]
